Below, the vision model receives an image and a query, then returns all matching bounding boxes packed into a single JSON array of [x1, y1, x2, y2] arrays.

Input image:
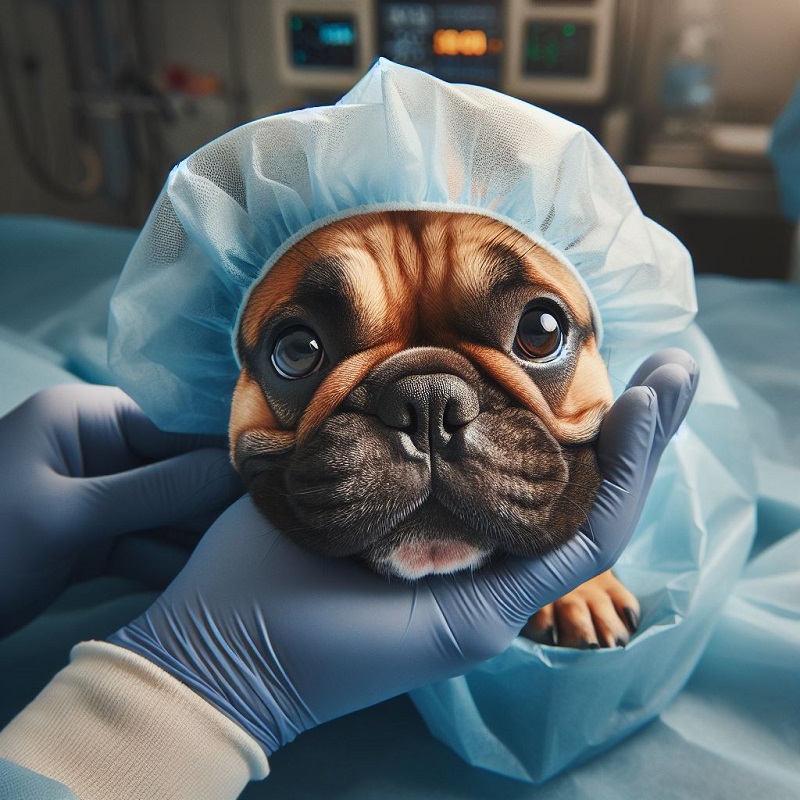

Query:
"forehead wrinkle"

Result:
[[391, 216, 429, 339], [442, 216, 523, 313], [315, 214, 419, 343], [341, 245, 395, 337], [350, 212, 429, 343], [450, 243, 523, 306], [351, 218, 417, 341], [481, 242, 534, 293], [415, 214, 455, 341], [294, 253, 352, 303], [392, 212, 426, 291], [444, 214, 594, 332]]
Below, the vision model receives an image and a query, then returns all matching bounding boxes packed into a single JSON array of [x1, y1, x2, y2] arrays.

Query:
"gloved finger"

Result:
[[593, 384, 659, 513], [465, 386, 659, 633], [66, 448, 243, 540], [114, 396, 230, 461], [572, 362, 696, 572], [622, 361, 698, 532], [78, 387, 228, 470], [36, 384, 228, 477], [577, 363, 696, 570], [637, 361, 698, 448], [626, 348, 697, 392]]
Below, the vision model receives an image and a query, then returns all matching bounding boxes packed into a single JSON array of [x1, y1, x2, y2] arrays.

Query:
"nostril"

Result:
[[378, 392, 420, 433], [442, 399, 466, 433], [377, 374, 480, 447], [405, 404, 419, 434]]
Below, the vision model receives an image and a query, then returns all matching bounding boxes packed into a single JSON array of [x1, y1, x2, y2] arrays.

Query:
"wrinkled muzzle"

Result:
[[238, 348, 602, 580]]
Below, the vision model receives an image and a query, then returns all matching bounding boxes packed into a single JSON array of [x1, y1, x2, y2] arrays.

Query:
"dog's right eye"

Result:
[[271, 326, 324, 379]]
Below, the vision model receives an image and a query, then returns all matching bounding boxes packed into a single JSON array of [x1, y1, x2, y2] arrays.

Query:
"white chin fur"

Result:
[[384, 539, 488, 580]]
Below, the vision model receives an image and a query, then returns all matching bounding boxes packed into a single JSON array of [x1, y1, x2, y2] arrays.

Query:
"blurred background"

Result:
[[1, 0, 798, 279]]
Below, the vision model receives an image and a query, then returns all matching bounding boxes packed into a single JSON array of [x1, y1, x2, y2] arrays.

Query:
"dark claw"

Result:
[[581, 639, 600, 650], [623, 607, 640, 633], [532, 625, 557, 646]]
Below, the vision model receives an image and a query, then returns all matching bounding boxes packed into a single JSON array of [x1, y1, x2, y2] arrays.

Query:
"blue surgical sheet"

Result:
[[0, 216, 798, 799]]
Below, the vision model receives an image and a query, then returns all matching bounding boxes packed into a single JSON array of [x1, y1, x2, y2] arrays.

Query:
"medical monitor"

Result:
[[271, 0, 615, 103]]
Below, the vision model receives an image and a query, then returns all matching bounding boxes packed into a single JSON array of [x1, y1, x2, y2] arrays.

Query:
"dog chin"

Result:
[[372, 539, 490, 580]]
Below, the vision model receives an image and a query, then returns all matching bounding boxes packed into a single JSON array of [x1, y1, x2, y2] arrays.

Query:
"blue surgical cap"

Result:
[[108, 58, 696, 434]]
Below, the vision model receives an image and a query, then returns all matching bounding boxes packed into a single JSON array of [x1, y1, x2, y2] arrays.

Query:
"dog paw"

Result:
[[522, 570, 640, 649]]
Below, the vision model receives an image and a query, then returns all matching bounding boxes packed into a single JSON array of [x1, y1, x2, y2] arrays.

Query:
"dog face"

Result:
[[230, 210, 613, 579]]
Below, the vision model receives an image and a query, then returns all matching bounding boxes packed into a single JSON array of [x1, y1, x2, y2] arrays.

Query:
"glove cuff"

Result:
[[0, 641, 269, 800]]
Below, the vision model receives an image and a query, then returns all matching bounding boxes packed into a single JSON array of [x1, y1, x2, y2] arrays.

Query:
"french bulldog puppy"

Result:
[[230, 209, 640, 648]]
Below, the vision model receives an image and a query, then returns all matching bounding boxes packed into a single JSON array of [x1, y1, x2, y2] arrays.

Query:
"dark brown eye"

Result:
[[515, 305, 565, 361], [272, 326, 323, 379]]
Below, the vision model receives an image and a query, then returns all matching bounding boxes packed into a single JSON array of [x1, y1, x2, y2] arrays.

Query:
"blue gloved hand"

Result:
[[0, 384, 243, 635], [109, 349, 698, 755]]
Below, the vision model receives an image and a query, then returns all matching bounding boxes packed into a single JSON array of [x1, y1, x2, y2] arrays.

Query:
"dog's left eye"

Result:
[[271, 326, 324, 379], [515, 305, 565, 361]]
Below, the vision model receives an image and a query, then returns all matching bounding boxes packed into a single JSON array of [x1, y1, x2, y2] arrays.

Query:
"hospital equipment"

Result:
[[273, 0, 616, 103], [2, 1, 795, 282]]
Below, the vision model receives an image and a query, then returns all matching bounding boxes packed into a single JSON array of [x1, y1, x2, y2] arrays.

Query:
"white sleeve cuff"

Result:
[[0, 641, 269, 800]]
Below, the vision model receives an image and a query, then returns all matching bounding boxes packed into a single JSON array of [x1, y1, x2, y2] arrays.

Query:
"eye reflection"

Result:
[[515, 305, 565, 361], [271, 326, 323, 379]]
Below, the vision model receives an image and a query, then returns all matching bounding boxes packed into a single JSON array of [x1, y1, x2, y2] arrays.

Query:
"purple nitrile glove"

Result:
[[109, 349, 698, 754], [0, 384, 243, 635]]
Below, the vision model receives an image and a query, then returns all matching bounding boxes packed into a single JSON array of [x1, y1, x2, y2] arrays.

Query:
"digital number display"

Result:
[[378, 2, 504, 88], [524, 21, 592, 78], [289, 15, 357, 68], [432, 28, 504, 57]]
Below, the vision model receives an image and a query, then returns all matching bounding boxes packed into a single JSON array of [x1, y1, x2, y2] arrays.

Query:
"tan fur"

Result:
[[231, 210, 612, 452], [295, 342, 403, 445], [238, 246, 317, 350], [231, 209, 632, 646], [229, 369, 293, 458]]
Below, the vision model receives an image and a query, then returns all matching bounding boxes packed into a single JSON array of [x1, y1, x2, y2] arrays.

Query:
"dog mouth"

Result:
[[359, 497, 492, 580], [379, 538, 487, 580], [240, 405, 601, 579], [234, 348, 605, 580]]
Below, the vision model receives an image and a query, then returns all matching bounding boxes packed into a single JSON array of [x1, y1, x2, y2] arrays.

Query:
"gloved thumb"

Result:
[[477, 354, 697, 632], [67, 448, 244, 540], [465, 384, 660, 636]]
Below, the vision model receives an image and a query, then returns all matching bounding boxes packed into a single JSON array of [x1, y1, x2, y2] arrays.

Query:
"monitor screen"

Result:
[[523, 21, 593, 78], [378, 2, 504, 88], [289, 14, 358, 68]]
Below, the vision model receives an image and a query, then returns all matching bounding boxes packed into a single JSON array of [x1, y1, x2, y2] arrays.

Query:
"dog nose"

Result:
[[378, 374, 480, 450]]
